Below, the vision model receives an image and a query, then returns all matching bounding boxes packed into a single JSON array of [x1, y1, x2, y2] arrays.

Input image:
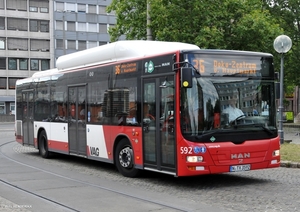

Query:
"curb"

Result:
[[280, 161, 300, 168]]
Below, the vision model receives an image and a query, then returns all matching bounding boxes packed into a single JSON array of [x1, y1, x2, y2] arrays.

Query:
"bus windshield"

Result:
[[180, 53, 277, 143]]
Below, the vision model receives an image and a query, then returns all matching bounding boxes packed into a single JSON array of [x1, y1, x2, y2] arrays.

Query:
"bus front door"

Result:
[[143, 76, 176, 174], [68, 86, 87, 156], [22, 90, 34, 146]]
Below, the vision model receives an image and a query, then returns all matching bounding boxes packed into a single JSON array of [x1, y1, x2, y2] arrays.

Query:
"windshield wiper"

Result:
[[195, 129, 223, 139], [232, 123, 275, 135], [257, 125, 275, 135]]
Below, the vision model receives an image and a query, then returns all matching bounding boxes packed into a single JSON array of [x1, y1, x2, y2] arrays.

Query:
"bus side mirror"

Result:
[[181, 67, 193, 88]]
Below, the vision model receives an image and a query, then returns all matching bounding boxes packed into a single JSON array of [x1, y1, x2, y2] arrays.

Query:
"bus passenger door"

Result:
[[22, 90, 34, 146], [142, 76, 176, 173], [68, 86, 87, 156]]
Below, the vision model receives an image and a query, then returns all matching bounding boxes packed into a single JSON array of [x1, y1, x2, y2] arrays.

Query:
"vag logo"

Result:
[[90, 146, 99, 156], [231, 153, 250, 159]]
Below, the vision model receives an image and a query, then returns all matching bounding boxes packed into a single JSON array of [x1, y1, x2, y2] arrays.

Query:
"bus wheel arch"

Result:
[[38, 129, 51, 158], [114, 137, 140, 178]]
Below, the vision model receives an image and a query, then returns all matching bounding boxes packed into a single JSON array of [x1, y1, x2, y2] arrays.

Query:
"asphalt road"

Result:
[[0, 123, 299, 212]]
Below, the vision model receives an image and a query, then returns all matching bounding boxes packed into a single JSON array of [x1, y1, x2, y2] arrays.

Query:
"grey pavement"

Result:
[[0, 122, 300, 212], [282, 124, 300, 144]]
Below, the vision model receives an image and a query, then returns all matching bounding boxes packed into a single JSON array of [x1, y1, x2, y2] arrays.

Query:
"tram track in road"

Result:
[[2, 138, 299, 212], [0, 178, 80, 212], [0, 141, 194, 212]]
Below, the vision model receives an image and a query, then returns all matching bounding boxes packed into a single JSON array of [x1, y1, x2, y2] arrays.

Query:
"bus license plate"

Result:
[[230, 164, 251, 172]]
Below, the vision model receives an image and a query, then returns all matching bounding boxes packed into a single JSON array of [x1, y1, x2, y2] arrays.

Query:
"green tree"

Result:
[[107, 0, 147, 41], [266, 0, 300, 89], [107, 0, 282, 53]]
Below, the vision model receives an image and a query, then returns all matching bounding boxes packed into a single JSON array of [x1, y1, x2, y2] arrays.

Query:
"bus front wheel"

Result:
[[115, 138, 140, 177], [39, 130, 50, 158]]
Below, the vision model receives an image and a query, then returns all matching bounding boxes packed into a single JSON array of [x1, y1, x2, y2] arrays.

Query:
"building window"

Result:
[[30, 0, 49, 13], [8, 78, 19, 89], [0, 38, 5, 49], [78, 4, 86, 13], [87, 41, 98, 49], [7, 0, 27, 11], [78, 41, 86, 50], [0, 77, 6, 89], [41, 59, 49, 71], [19, 59, 28, 70], [99, 6, 106, 15], [0, 102, 5, 114], [66, 3, 75, 12], [67, 40, 76, 49], [30, 39, 50, 51], [7, 18, 28, 31], [0, 0, 4, 10], [88, 5, 97, 14], [10, 103, 15, 115], [56, 21, 63, 30], [88, 23, 97, 32], [8, 58, 17, 70], [99, 24, 107, 34], [40, 21, 49, 32], [55, 2, 64, 11], [30, 59, 39, 70], [29, 6, 38, 12], [67, 21, 75, 31], [40, 7, 48, 13], [0, 17, 5, 30], [78, 22, 86, 32], [99, 42, 107, 46], [30, 20, 49, 32], [8, 38, 28, 51], [56, 39, 63, 49], [30, 20, 38, 32], [0, 57, 5, 69]]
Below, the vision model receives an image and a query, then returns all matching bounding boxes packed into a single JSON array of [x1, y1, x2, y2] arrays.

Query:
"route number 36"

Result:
[[180, 147, 193, 154]]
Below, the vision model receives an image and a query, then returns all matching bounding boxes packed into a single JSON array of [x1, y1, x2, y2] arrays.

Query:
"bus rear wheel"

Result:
[[115, 138, 140, 178], [39, 130, 50, 158]]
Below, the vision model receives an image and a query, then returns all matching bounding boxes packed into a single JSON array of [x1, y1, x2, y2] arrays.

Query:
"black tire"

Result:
[[115, 138, 140, 178], [39, 130, 51, 158]]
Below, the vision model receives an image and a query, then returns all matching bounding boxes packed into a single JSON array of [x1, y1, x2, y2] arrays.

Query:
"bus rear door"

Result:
[[142, 76, 176, 174], [68, 85, 87, 156], [22, 90, 34, 146]]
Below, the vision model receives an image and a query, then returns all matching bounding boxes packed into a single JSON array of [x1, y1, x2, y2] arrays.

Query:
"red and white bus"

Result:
[[15, 40, 280, 177]]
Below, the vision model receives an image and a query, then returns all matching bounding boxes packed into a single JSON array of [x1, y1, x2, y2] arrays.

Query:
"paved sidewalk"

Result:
[[283, 124, 300, 144]]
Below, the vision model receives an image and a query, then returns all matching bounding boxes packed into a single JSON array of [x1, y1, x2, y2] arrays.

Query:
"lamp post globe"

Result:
[[274, 35, 292, 54]]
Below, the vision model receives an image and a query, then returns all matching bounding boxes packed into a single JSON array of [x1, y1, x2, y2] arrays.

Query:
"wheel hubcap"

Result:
[[119, 147, 133, 168]]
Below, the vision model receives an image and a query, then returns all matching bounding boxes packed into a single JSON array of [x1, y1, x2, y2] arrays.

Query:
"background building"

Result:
[[0, 0, 118, 115]]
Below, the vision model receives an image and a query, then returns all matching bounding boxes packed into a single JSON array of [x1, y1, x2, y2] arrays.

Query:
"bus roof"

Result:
[[32, 68, 59, 78], [56, 40, 200, 70]]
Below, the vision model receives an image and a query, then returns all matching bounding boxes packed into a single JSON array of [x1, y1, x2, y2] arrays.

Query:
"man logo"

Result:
[[231, 153, 250, 159]]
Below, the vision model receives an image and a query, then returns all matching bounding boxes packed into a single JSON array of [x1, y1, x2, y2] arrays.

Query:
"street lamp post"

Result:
[[273, 35, 292, 144], [146, 0, 152, 40]]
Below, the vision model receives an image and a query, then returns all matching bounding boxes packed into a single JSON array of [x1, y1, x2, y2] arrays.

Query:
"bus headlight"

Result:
[[273, 150, 280, 156], [186, 156, 203, 162]]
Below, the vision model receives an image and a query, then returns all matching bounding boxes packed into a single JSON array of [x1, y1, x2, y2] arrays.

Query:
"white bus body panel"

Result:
[[49, 122, 68, 143], [86, 124, 108, 159], [34, 122, 51, 142]]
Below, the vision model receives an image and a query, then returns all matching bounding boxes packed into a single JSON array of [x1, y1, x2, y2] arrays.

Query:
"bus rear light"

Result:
[[186, 156, 203, 162], [273, 150, 280, 156]]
